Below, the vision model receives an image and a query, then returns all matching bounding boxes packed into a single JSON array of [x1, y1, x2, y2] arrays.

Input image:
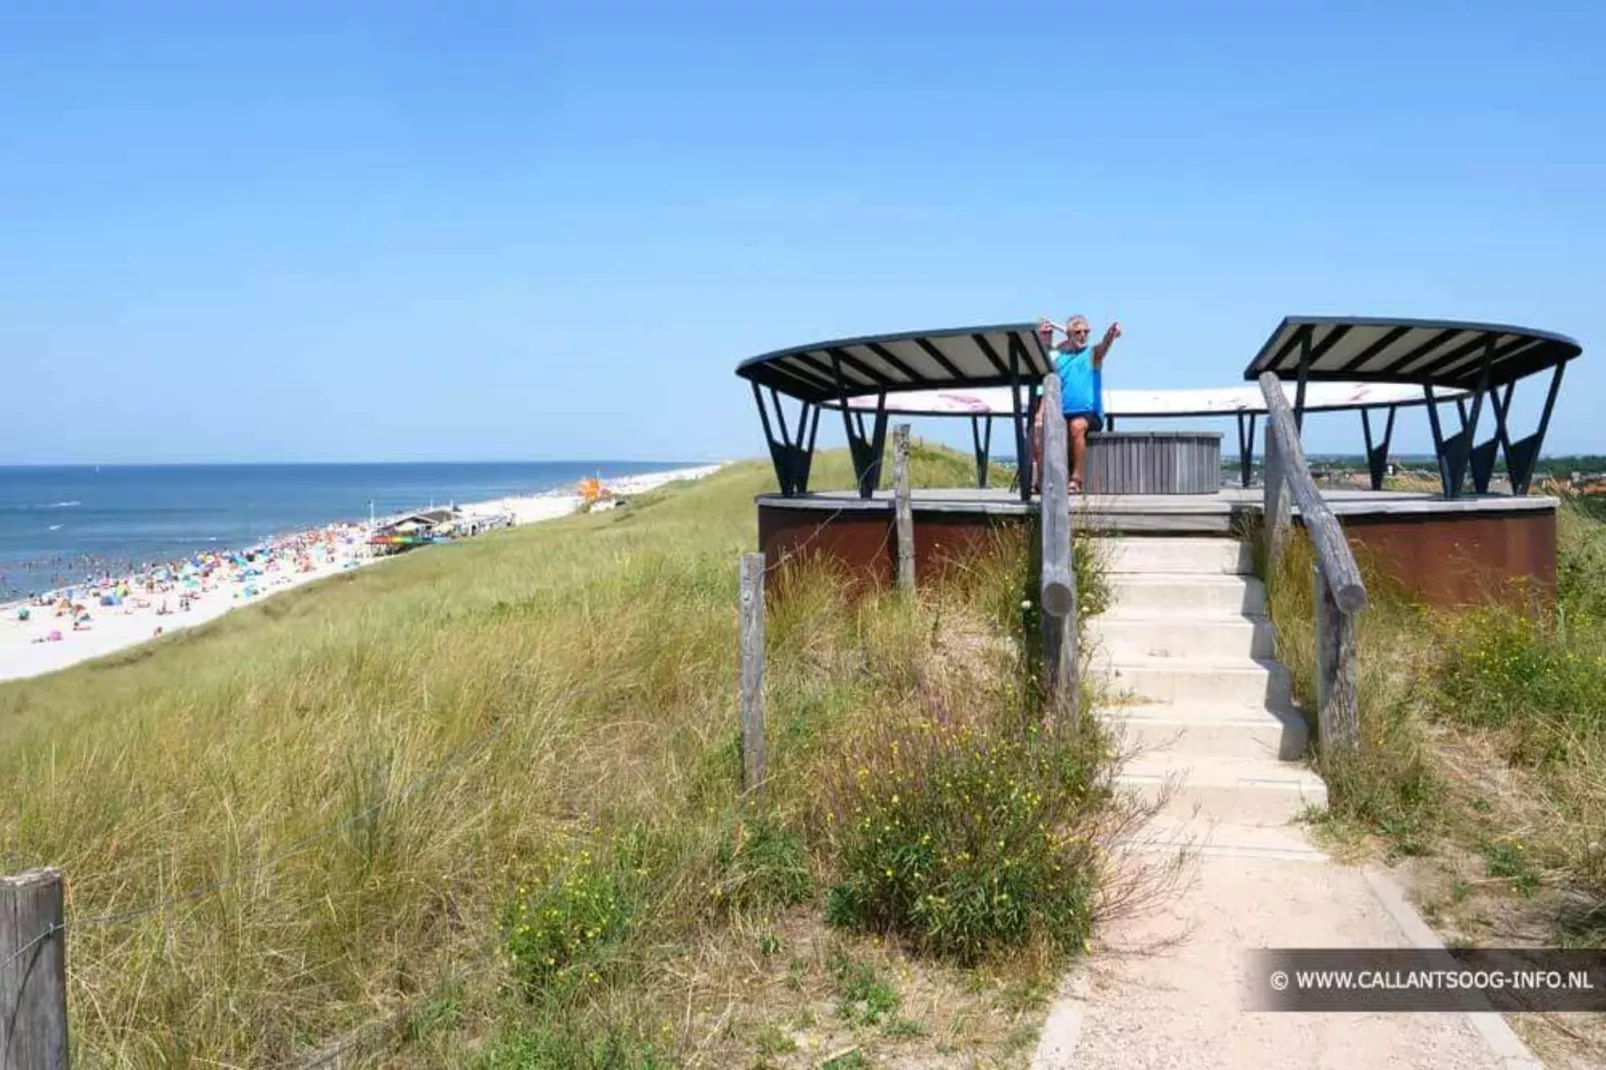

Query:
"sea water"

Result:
[[0, 461, 699, 599]]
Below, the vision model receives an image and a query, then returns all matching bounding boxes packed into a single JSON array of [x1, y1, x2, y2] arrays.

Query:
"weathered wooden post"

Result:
[[1263, 415, 1291, 565], [1314, 566, 1334, 716], [1038, 375, 1078, 730], [893, 424, 915, 592], [739, 553, 766, 794], [1, 867, 68, 1069], [1313, 567, 1361, 756]]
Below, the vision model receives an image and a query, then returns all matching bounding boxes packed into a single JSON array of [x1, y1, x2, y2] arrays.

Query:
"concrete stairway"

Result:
[[1033, 536, 1543, 1069], [1088, 536, 1327, 853]]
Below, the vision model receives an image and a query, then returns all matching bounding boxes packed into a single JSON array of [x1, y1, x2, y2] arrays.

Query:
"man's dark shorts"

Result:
[[1063, 411, 1104, 433]]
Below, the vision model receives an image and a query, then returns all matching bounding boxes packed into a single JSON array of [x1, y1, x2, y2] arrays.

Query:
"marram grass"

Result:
[[1267, 496, 1606, 920], [0, 445, 1113, 1067]]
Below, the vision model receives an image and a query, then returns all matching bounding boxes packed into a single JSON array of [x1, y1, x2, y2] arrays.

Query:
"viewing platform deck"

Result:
[[757, 487, 1558, 607]]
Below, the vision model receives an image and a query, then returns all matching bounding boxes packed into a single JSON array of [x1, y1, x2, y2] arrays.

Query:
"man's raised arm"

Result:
[[1093, 321, 1123, 367]]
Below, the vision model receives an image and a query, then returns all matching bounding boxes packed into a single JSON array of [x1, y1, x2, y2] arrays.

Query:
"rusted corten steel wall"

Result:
[[757, 501, 1556, 610], [1338, 508, 1556, 608], [757, 505, 1028, 593]]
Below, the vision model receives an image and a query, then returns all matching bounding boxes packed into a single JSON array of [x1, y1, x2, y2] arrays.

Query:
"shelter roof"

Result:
[[1243, 316, 1581, 389], [736, 323, 1055, 404]]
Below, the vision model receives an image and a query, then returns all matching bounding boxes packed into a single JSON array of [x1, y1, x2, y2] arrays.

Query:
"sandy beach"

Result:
[[0, 463, 725, 684]]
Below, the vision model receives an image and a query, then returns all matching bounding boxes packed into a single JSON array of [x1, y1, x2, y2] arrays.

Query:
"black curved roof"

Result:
[[736, 322, 1056, 404], [1245, 316, 1582, 389]]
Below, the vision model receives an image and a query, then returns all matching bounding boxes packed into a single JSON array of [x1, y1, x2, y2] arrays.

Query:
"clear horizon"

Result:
[[0, 458, 722, 469], [3, 2, 1601, 465], [4, 448, 1605, 471]]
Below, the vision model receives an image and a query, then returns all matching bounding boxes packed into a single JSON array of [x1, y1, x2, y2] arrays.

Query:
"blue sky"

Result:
[[2, 0, 1602, 465]]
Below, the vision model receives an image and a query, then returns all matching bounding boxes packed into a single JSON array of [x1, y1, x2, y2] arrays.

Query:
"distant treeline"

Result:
[[1292, 455, 1606, 475], [1533, 456, 1606, 475]]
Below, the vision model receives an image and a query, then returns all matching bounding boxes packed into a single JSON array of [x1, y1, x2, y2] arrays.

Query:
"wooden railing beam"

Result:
[[1259, 371, 1366, 757]]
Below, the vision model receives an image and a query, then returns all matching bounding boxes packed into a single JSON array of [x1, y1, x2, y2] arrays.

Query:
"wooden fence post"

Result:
[[1038, 375, 1078, 731], [1314, 565, 1334, 718], [1331, 605, 1360, 755], [893, 424, 915, 592], [739, 553, 767, 795], [1313, 566, 1361, 755], [1, 867, 68, 1069], [1263, 418, 1290, 565]]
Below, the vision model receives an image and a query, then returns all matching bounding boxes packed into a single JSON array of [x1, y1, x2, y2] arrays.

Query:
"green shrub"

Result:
[[711, 814, 815, 913], [1430, 604, 1606, 766], [1072, 532, 1110, 620], [824, 717, 1103, 964], [1482, 835, 1541, 896], [478, 1019, 674, 1070], [828, 951, 902, 1026], [1557, 498, 1606, 618], [501, 843, 639, 997]]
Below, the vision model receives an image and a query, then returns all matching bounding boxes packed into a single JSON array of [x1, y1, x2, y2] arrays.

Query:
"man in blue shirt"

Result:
[[1032, 314, 1122, 494]]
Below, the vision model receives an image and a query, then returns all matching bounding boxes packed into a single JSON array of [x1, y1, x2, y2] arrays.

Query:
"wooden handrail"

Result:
[[1039, 374, 1078, 729], [1258, 373, 1368, 615], [1259, 372, 1366, 755]]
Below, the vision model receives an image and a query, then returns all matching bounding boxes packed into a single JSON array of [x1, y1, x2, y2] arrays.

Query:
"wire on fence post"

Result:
[[1, 867, 69, 1069]]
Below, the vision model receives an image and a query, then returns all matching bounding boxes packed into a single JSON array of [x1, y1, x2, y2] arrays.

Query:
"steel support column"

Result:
[[844, 399, 888, 499], [1472, 381, 1515, 493], [1294, 327, 1312, 432], [970, 414, 994, 489], [830, 351, 888, 499], [751, 382, 819, 496], [1007, 335, 1035, 502], [1360, 405, 1397, 492], [1440, 340, 1494, 496], [1423, 384, 1454, 498], [1236, 411, 1258, 487], [1504, 363, 1566, 496]]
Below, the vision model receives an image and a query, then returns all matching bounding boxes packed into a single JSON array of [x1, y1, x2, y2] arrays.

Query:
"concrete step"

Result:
[[1087, 613, 1276, 661], [1104, 574, 1267, 616], [1116, 816, 1329, 861], [1095, 537, 1254, 576], [1105, 702, 1310, 761], [1116, 755, 1329, 827], [1103, 655, 1293, 708]]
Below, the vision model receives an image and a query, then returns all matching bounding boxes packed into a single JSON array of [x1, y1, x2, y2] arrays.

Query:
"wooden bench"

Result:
[[1083, 431, 1222, 494]]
